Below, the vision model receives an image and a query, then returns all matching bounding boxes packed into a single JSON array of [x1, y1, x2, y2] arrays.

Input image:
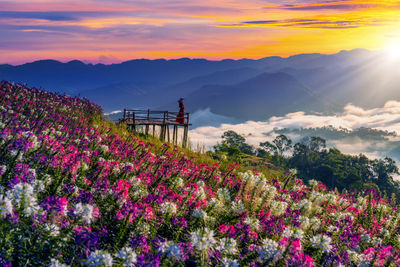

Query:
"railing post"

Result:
[[145, 109, 150, 135], [160, 112, 166, 141], [132, 112, 136, 133], [123, 109, 126, 121]]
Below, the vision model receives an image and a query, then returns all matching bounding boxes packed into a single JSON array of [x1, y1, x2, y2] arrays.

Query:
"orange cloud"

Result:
[[0, 0, 399, 63]]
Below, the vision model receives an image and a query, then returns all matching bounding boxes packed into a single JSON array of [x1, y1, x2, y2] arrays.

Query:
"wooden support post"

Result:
[[183, 113, 190, 147], [175, 126, 179, 145], [173, 125, 177, 145], [167, 125, 170, 143], [132, 112, 136, 133], [160, 125, 164, 141], [183, 125, 188, 148], [160, 112, 166, 141], [123, 109, 127, 121], [145, 125, 149, 135], [152, 125, 155, 137]]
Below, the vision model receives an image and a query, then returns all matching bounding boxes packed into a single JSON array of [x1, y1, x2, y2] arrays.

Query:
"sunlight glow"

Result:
[[384, 40, 400, 61]]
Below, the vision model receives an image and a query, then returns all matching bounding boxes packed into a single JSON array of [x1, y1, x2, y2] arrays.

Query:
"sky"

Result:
[[1, 0, 400, 64]]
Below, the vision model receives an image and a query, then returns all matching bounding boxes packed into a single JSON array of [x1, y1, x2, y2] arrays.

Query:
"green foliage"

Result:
[[213, 130, 255, 161], [217, 130, 400, 200]]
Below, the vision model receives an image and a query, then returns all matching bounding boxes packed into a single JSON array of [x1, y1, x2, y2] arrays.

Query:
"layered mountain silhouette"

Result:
[[1, 49, 399, 120]]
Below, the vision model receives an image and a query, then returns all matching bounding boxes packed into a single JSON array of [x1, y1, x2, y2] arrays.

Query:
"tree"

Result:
[[214, 130, 254, 156], [272, 134, 292, 155], [300, 136, 326, 152], [259, 141, 277, 155]]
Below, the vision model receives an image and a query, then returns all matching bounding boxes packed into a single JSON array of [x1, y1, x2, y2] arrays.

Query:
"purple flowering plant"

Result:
[[1, 81, 400, 266]]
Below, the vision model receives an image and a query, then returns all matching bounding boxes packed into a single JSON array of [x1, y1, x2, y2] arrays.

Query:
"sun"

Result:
[[384, 40, 400, 60]]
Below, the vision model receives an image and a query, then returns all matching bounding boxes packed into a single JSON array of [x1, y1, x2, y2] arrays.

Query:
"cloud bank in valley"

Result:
[[189, 100, 400, 150]]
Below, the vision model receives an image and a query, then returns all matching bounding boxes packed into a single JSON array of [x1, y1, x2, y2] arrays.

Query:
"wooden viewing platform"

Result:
[[119, 109, 192, 147]]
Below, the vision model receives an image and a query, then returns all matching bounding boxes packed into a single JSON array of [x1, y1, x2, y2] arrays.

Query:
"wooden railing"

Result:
[[119, 109, 191, 147], [122, 109, 190, 125]]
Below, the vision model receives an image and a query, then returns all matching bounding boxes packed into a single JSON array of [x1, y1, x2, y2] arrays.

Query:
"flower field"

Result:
[[1, 81, 400, 266]]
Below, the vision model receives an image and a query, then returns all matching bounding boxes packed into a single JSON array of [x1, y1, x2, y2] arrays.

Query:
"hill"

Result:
[[1, 81, 400, 266], [180, 72, 335, 120], [3, 49, 400, 120]]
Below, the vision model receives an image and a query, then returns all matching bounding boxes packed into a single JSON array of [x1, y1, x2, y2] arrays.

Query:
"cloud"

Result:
[[263, 0, 400, 11], [229, 18, 382, 29], [0, 11, 136, 21], [189, 100, 400, 149], [265, 2, 377, 11]]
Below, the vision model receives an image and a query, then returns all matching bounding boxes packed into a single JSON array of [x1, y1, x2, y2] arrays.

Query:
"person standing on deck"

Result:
[[176, 98, 185, 124]]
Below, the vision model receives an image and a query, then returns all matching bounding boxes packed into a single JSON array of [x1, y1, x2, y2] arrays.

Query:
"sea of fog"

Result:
[[188, 101, 400, 172]]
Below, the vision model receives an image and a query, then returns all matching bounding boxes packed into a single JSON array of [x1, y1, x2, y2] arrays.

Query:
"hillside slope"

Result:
[[183, 72, 335, 120], [0, 81, 399, 266]]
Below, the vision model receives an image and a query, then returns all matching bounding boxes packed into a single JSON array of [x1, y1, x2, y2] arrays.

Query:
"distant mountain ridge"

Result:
[[1, 49, 399, 120]]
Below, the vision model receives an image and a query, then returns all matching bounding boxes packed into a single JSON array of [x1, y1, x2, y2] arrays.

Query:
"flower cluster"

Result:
[[1, 81, 400, 266]]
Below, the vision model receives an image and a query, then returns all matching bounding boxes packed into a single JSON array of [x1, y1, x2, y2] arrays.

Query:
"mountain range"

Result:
[[1, 49, 399, 121]]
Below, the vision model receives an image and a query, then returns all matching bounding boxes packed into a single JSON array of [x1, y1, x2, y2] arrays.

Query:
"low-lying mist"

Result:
[[189, 100, 400, 167]]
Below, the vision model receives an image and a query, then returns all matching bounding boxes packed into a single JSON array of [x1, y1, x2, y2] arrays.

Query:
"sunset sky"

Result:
[[1, 0, 400, 64]]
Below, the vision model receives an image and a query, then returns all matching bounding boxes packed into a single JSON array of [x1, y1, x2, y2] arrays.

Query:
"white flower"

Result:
[[231, 200, 245, 214], [196, 181, 205, 187], [281, 194, 291, 202], [6, 182, 41, 216], [160, 201, 177, 215], [0, 165, 7, 176], [360, 233, 370, 243], [308, 179, 319, 187], [100, 145, 109, 153], [327, 225, 338, 233], [262, 185, 277, 202], [324, 193, 337, 204], [298, 216, 310, 230], [44, 224, 60, 237], [221, 257, 239, 267], [309, 217, 321, 230], [258, 238, 279, 261], [172, 177, 184, 187], [282, 226, 304, 240], [0, 195, 13, 217], [310, 234, 332, 253], [165, 244, 182, 259], [380, 228, 390, 237], [195, 187, 207, 199], [85, 250, 113, 266], [293, 199, 312, 213], [192, 209, 208, 221], [115, 246, 137, 266], [135, 222, 150, 236], [270, 201, 288, 217], [190, 228, 217, 251], [244, 217, 260, 231], [347, 250, 362, 264], [216, 238, 238, 255], [310, 192, 325, 205], [74, 203, 95, 223], [209, 198, 224, 212], [158, 241, 173, 253], [377, 203, 389, 213], [49, 258, 70, 267], [217, 188, 231, 203], [371, 237, 382, 246], [34, 179, 45, 192]]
